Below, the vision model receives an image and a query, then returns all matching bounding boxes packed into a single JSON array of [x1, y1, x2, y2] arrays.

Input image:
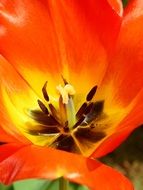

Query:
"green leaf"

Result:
[[0, 184, 14, 190], [70, 183, 89, 190], [13, 179, 52, 190], [0, 179, 89, 190], [122, 0, 128, 7]]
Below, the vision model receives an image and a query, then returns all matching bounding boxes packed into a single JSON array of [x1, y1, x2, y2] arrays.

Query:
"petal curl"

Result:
[[101, 0, 143, 106], [0, 144, 133, 190], [107, 0, 123, 16]]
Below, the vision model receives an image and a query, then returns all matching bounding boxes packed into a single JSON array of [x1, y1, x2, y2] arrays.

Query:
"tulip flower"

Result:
[[0, 0, 142, 189]]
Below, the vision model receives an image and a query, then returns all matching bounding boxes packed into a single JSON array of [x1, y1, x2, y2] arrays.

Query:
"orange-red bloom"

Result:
[[0, 0, 143, 189]]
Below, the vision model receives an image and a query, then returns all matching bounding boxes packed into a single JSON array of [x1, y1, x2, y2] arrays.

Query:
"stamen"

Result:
[[30, 110, 59, 125], [73, 115, 85, 129], [37, 99, 49, 114], [85, 101, 104, 124], [42, 81, 49, 102], [84, 102, 94, 115], [76, 102, 87, 119], [49, 103, 59, 121], [86, 85, 97, 101], [62, 75, 68, 85], [29, 126, 60, 135]]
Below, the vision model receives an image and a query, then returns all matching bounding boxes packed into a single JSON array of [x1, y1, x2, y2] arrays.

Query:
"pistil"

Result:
[[66, 96, 76, 129], [57, 84, 76, 129]]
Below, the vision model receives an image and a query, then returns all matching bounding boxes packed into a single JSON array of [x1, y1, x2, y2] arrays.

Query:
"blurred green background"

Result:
[[122, 0, 128, 7], [101, 126, 143, 190]]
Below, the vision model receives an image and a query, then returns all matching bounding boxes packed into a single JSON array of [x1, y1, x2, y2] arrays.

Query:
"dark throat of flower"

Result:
[[28, 78, 106, 156]]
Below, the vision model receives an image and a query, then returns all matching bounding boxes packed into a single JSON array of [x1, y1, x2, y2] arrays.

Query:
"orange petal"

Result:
[[0, 127, 20, 144], [0, 144, 133, 190], [101, 0, 143, 106], [0, 143, 24, 162], [0, 0, 122, 93], [91, 127, 132, 158], [107, 0, 123, 16], [0, 55, 35, 144], [93, 0, 143, 157], [92, 89, 143, 158], [0, 0, 62, 73]]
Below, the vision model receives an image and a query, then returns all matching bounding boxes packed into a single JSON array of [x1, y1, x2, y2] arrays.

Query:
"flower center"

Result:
[[29, 79, 107, 156], [56, 83, 76, 129]]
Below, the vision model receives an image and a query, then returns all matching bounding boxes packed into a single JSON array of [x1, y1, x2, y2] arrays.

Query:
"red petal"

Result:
[[0, 0, 62, 73], [0, 0, 122, 91], [0, 143, 24, 162], [0, 144, 133, 190], [102, 0, 143, 105], [92, 127, 132, 158], [0, 128, 20, 143], [94, 0, 143, 157], [92, 89, 143, 158]]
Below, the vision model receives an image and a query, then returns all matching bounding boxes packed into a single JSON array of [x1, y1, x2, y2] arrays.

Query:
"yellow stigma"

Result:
[[56, 84, 76, 104]]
